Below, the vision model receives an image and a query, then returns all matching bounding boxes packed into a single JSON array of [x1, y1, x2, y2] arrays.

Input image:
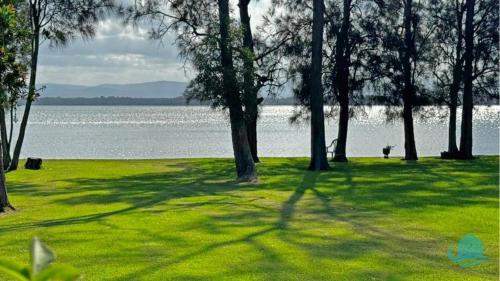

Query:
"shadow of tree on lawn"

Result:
[[1, 157, 498, 280]]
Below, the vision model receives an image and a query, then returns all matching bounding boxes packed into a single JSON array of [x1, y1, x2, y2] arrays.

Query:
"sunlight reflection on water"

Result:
[[17, 105, 499, 159]]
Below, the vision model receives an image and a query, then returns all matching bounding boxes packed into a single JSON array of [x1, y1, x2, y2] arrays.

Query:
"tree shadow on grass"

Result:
[[1, 157, 498, 280], [106, 170, 383, 281], [1, 160, 260, 232], [3, 156, 497, 238]]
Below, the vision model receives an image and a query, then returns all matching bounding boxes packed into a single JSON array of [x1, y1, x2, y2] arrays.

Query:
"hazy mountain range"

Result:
[[40, 81, 189, 98], [32, 81, 498, 106]]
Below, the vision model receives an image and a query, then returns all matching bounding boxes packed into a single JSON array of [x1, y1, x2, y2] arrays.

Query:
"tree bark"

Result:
[[246, 117, 259, 162], [401, 0, 418, 160], [446, 2, 464, 156], [332, 0, 351, 163], [8, 105, 13, 150], [447, 94, 459, 154], [309, 0, 329, 170], [238, 0, 260, 163], [10, 21, 40, 171], [0, 135, 12, 212], [0, 107, 11, 170], [459, 0, 475, 159], [334, 100, 349, 162], [218, 0, 256, 180]]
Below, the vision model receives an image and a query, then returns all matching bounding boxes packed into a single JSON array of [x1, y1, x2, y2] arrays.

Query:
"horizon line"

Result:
[[37, 80, 189, 87]]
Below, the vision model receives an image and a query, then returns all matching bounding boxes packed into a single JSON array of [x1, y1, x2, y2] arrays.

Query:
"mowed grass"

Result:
[[0, 157, 498, 281]]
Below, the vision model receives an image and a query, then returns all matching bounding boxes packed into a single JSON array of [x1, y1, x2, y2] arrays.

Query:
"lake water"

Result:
[[16, 105, 499, 159]]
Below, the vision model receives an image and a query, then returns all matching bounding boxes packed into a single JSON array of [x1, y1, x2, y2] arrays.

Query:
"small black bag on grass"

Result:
[[25, 158, 42, 170]]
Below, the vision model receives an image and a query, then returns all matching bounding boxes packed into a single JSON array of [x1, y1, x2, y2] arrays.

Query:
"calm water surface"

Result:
[[17, 105, 499, 159]]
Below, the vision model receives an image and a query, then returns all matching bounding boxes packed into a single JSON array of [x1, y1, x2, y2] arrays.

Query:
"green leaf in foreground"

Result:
[[0, 238, 80, 280], [35, 265, 80, 281], [0, 259, 31, 281]]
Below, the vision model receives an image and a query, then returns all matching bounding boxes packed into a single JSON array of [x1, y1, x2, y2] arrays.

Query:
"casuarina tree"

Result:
[[217, 0, 256, 179], [127, 0, 257, 180], [0, 1, 26, 210], [366, 0, 435, 161], [322, 0, 375, 162], [265, 0, 329, 170], [458, 0, 498, 159], [0, 0, 29, 170], [429, 0, 465, 157], [238, 0, 260, 163], [308, 0, 329, 170], [8, 0, 113, 171]]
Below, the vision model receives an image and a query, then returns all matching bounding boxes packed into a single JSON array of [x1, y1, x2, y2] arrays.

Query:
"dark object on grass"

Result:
[[25, 158, 42, 170], [383, 145, 395, 159]]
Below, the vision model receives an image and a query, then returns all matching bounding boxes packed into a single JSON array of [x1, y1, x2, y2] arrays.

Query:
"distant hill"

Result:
[[35, 97, 207, 106], [40, 81, 188, 98], [33, 96, 296, 106]]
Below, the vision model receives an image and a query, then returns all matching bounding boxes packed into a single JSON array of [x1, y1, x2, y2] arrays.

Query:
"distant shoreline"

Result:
[[28, 96, 297, 106], [23, 96, 498, 106]]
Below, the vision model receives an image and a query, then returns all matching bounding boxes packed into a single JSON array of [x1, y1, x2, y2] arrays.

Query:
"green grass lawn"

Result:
[[0, 157, 498, 280]]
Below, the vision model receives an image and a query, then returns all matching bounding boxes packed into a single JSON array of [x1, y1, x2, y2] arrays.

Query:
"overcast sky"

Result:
[[37, 2, 270, 86]]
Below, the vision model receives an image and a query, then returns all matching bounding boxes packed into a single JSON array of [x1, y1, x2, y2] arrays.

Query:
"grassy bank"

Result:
[[0, 157, 498, 280]]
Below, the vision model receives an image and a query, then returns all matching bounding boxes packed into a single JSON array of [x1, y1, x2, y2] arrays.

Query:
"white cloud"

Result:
[[37, 1, 271, 86]]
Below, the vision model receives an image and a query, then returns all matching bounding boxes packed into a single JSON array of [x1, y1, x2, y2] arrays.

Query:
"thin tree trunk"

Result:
[[447, 96, 459, 154], [402, 0, 418, 160], [0, 107, 11, 169], [246, 117, 259, 162], [238, 0, 260, 163], [402, 98, 418, 160], [446, 2, 464, 156], [309, 0, 329, 170], [218, 0, 256, 180], [333, 0, 351, 163], [334, 101, 349, 162], [10, 24, 40, 171], [459, 0, 474, 159], [0, 135, 13, 212], [9, 105, 13, 150]]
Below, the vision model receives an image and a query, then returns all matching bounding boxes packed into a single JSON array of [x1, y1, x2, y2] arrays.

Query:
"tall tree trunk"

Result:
[[334, 100, 349, 162], [246, 117, 259, 162], [447, 92, 459, 154], [218, 0, 256, 180], [447, 69, 460, 155], [402, 97, 418, 160], [401, 0, 418, 160], [238, 0, 260, 163], [459, 0, 475, 159], [333, 0, 351, 163], [9, 23, 40, 171], [0, 135, 12, 212], [0, 107, 11, 170], [309, 0, 329, 170], [9, 105, 13, 149], [446, 2, 464, 156]]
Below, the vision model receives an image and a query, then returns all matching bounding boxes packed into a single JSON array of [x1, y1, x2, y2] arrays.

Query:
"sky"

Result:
[[37, 2, 270, 86]]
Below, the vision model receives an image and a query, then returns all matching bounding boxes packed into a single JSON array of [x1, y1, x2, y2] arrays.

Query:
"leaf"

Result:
[[31, 237, 55, 275], [0, 259, 31, 281], [35, 265, 80, 281]]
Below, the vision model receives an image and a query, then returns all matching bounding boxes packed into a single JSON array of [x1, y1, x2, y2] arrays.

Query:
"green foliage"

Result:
[[30, 0, 114, 48], [174, 4, 252, 111], [0, 1, 29, 106], [0, 238, 79, 281], [127, 0, 280, 115]]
